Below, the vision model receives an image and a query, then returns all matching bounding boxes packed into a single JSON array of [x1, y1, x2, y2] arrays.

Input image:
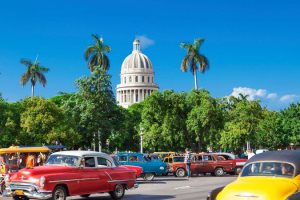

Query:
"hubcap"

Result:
[[115, 185, 123, 197], [54, 189, 65, 200], [178, 170, 184, 177]]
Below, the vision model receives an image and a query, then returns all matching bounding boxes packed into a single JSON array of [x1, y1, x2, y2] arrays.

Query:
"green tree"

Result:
[[186, 90, 224, 152], [84, 34, 111, 72], [180, 38, 209, 90], [256, 109, 288, 150], [281, 103, 300, 145], [20, 97, 64, 145], [64, 66, 120, 150], [20, 58, 49, 97], [220, 96, 263, 150]]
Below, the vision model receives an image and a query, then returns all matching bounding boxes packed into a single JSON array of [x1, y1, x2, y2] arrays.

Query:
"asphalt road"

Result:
[[2, 175, 236, 200]]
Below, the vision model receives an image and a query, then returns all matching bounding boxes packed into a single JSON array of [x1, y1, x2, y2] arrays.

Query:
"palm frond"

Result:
[[102, 54, 110, 70], [36, 72, 47, 87], [38, 66, 49, 73], [20, 58, 33, 67], [84, 46, 97, 60], [20, 71, 31, 87], [180, 56, 190, 72], [180, 43, 192, 50], [91, 34, 100, 43], [195, 54, 209, 73], [193, 38, 205, 50], [89, 55, 98, 71], [103, 45, 111, 53]]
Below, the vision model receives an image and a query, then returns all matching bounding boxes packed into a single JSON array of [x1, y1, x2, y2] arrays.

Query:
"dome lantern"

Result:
[[133, 39, 141, 52]]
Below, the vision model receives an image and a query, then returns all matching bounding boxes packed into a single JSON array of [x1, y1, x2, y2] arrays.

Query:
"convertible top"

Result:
[[247, 150, 300, 175]]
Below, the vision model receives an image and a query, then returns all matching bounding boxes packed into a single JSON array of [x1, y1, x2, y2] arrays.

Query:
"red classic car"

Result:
[[4, 151, 138, 200], [172, 153, 236, 177], [213, 152, 247, 174], [111, 156, 143, 178]]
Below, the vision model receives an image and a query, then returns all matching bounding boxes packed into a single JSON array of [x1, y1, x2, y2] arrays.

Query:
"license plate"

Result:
[[15, 190, 24, 195]]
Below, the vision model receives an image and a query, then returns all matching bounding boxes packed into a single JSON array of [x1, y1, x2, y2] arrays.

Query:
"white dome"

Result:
[[116, 39, 159, 108], [121, 39, 153, 74]]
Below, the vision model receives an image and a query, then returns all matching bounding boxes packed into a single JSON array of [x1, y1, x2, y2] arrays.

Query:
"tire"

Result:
[[52, 185, 67, 200], [214, 167, 224, 176], [80, 194, 91, 198], [143, 173, 155, 181], [175, 168, 186, 177], [13, 197, 29, 200], [109, 184, 125, 200]]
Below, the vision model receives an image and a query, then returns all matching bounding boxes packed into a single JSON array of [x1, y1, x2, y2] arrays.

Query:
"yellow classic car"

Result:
[[207, 150, 300, 200]]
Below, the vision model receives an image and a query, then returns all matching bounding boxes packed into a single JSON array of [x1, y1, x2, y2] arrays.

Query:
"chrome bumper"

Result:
[[3, 182, 52, 199]]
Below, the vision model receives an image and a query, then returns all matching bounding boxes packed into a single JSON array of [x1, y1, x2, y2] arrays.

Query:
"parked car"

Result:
[[207, 150, 300, 200], [163, 156, 184, 174], [111, 156, 143, 178], [116, 152, 167, 181], [0, 146, 51, 194], [171, 153, 236, 177], [214, 152, 247, 174], [3, 151, 138, 200], [153, 152, 176, 160]]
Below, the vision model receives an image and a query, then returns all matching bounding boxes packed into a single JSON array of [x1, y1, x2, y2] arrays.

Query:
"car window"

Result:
[[118, 156, 127, 162], [169, 158, 173, 163], [203, 155, 214, 161], [97, 157, 112, 167], [47, 155, 79, 167], [241, 162, 294, 178], [129, 156, 140, 162], [84, 157, 96, 168], [173, 157, 184, 162]]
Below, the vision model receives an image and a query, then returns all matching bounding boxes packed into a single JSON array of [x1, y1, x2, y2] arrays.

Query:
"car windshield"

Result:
[[173, 157, 184, 162], [46, 154, 79, 167], [241, 162, 294, 178]]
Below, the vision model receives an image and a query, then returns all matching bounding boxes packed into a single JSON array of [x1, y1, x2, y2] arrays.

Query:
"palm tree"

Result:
[[20, 58, 49, 98], [84, 34, 111, 72], [180, 38, 209, 90]]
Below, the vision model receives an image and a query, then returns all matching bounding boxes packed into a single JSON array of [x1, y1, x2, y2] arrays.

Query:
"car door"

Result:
[[201, 155, 215, 173], [78, 156, 102, 194], [95, 156, 114, 192], [190, 155, 201, 174], [117, 155, 129, 165]]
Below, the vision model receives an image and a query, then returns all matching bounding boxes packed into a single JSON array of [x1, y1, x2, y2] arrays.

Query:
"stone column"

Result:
[[133, 89, 136, 103], [141, 89, 144, 100]]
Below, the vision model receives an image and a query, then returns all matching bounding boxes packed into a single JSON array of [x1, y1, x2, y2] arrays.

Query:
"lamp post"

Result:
[[140, 127, 144, 153]]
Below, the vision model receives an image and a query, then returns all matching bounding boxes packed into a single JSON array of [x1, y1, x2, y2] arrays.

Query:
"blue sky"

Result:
[[0, 0, 299, 110]]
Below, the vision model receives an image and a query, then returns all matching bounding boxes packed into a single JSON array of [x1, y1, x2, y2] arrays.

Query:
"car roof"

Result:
[[52, 151, 109, 158], [248, 150, 300, 175], [116, 152, 143, 156], [0, 146, 51, 154]]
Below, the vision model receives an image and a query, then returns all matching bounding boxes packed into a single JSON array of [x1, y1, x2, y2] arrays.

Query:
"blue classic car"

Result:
[[116, 152, 167, 181]]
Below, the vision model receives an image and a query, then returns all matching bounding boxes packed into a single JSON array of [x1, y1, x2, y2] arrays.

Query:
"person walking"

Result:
[[184, 148, 192, 179]]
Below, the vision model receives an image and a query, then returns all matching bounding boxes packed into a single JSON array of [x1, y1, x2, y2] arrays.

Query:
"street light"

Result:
[[140, 126, 144, 153]]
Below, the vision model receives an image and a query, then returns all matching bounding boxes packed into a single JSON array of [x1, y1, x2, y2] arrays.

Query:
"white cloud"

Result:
[[230, 87, 267, 101], [229, 87, 299, 109], [266, 93, 278, 100], [137, 35, 155, 49], [280, 95, 298, 103]]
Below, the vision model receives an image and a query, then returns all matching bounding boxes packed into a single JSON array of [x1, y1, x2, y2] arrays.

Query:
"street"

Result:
[[2, 175, 236, 200]]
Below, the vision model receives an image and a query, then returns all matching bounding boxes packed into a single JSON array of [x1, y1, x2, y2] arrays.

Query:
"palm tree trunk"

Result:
[[31, 85, 35, 98], [193, 70, 198, 90]]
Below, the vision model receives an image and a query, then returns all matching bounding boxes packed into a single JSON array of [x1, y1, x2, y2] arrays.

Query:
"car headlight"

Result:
[[160, 166, 164, 170], [4, 174, 10, 186], [4, 174, 10, 182], [39, 176, 46, 188]]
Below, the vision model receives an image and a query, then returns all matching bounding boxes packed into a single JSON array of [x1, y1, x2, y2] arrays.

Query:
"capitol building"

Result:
[[116, 39, 159, 108]]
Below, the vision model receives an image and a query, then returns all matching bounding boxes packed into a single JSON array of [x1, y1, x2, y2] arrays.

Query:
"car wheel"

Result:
[[109, 184, 125, 200], [52, 185, 67, 200], [175, 168, 186, 177], [214, 167, 224, 176], [80, 194, 91, 198], [143, 173, 155, 181]]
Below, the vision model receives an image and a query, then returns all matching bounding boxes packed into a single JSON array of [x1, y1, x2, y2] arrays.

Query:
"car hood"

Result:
[[11, 166, 75, 179], [217, 177, 298, 200]]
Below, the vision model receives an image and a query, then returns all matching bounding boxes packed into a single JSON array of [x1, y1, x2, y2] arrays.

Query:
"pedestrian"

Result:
[[184, 148, 192, 179], [247, 149, 255, 159]]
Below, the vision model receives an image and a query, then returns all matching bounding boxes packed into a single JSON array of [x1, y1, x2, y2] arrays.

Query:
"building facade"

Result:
[[116, 39, 159, 108]]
